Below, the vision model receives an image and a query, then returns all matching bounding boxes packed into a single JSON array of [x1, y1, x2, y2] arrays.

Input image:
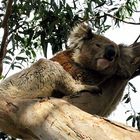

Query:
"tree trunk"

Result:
[[0, 97, 139, 140]]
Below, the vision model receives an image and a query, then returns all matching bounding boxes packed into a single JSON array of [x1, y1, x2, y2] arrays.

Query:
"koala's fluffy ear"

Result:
[[69, 23, 94, 41]]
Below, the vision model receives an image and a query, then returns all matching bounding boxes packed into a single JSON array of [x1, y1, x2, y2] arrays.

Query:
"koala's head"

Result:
[[68, 23, 133, 77]]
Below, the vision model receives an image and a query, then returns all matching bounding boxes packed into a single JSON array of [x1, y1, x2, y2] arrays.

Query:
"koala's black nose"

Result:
[[104, 45, 116, 61]]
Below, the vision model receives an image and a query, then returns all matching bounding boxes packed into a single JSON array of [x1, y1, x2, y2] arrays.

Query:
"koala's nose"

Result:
[[104, 45, 116, 61]]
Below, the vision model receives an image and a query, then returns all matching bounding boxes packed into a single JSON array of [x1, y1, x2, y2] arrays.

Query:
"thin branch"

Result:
[[89, 12, 140, 25], [1, 0, 13, 28], [0, 0, 13, 75], [130, 41, 140, 79], [3, 57, 16, 79], [104, 13, 140, 25], [133, 35, 140, 46], [127, 83, 136, 116], [0, 25, 8, 59]]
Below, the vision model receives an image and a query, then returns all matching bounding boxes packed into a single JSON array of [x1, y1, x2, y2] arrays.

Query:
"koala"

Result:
[[51, 23, 135, 116], [0, 59, 100, 99]]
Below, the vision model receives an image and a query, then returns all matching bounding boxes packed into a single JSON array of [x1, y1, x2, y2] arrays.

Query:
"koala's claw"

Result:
[[70, 93, 82, 98], [70, 85, 102, 98], [89, 86, 102, 96], [83, 85, 102, 96]]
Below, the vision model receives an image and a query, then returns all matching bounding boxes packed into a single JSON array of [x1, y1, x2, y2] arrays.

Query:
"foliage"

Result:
[[0, 0, 139, 73], [0, 132, 16, 140], [123, 82, 140, 130], [0, 0, 140, 138]]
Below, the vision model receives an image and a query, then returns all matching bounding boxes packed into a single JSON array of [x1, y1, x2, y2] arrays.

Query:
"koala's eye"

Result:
[[96, 43, 101, 48]]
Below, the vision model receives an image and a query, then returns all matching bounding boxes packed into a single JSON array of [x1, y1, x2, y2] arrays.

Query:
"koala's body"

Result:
[[0, 59, 100, 99], [51, 23, 135, 116]]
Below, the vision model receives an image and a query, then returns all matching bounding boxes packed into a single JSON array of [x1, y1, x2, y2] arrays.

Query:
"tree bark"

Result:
[[0, 97, 139, 140]]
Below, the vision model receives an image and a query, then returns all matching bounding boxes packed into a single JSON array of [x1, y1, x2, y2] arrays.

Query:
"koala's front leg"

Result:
[[0, 59, 100, 99], [55, 63, 101, 96]]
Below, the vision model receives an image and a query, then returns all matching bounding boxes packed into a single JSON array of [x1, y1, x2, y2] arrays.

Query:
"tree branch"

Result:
[[1, 0, 13, 28], [130, 42, 140, 79], [0, 97, 139, 140], [104, 13, 140, 25], [89, 12, 140, 25], [0, 0, 13, 75], [133, 35, 140, 46]]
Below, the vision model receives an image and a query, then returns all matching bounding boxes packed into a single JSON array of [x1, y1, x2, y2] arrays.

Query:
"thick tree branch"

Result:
[[0, 97, 139, 140]]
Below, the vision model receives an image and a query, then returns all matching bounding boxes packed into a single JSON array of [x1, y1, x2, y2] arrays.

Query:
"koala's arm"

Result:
[[0, 59, 100, 99]]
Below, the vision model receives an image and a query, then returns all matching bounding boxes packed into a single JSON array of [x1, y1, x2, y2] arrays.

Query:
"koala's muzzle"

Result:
[[104, 45, 116, 61]]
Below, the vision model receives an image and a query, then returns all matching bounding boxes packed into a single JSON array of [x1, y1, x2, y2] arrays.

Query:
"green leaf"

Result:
[[4, 56, 12, 61], [132, 117, 136, 127], [136, 116, 140, 130], [123, 94, 129, 101], [31, 50, 36, 58], [125, 97, 131, 103], [129, 82, 137, 93], [14, 65, 22, 69], [3, 60, 11, 64], [11, 63, 15, 70], [25, 50, 31, 56], [16, 56, 26, 61], [126, 115, 133, 121]]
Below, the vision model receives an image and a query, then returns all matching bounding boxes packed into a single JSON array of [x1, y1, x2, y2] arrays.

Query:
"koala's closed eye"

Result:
[[96, 43, 101, 48]]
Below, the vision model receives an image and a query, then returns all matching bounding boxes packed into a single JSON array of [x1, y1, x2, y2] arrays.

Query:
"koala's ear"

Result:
[[69, 23, 94, 40], [84, 26, 94, 40]]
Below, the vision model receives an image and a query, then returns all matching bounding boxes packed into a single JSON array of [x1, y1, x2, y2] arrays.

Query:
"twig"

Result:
[[133, 35, 140, 46], [89, 12, 140, 25], [104, 13, 140, 25]]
